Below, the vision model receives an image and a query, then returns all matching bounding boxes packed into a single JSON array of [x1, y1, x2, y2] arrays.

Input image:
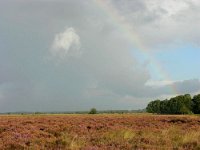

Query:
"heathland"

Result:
[[0, 114, 200, 149]]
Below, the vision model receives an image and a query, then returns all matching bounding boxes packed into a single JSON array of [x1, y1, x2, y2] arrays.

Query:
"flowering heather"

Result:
[[0, 114, 200, 149]]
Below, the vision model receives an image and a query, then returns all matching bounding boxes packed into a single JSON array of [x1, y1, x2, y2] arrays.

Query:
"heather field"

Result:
[[0, 114, 200, 150]]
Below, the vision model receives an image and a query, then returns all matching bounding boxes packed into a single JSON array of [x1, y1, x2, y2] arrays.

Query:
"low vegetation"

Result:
[[0, 114, 200, 149], [88, 108, 97, 114]]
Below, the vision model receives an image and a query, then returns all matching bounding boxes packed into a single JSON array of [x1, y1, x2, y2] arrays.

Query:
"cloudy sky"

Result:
[[0, 0, 200, 112]]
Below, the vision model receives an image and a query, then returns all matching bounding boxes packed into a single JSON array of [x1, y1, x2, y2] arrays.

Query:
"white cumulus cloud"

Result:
[[51, 27, 81, 60]]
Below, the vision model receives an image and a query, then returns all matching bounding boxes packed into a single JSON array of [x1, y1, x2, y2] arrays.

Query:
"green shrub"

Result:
[[89, 108, 97, 114]]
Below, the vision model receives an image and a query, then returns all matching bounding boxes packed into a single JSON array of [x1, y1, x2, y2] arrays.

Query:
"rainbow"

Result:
[[93, 0, 178, 95]]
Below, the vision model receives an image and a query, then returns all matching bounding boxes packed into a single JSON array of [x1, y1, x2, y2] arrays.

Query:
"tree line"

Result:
[[146, 94, 200, 114]]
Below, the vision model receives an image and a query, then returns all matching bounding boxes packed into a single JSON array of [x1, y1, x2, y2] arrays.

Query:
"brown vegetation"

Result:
[[0, 114, 200, 149]]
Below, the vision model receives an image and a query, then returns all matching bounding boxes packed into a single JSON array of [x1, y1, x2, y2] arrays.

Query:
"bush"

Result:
[[89, 108, 97, 114]]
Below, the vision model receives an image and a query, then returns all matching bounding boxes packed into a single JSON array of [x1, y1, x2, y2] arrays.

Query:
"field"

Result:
[[0, 114, 200, 150]]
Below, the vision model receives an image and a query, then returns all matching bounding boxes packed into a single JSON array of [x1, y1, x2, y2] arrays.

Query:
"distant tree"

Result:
[[146, 100, 160, 113], [171, 98, 177, 114], [146, 94, 193, 114], [146, 102, 153, 113], [89, 108, 97, 114], [192, 94, 200, 114], [181, 94, 192, 114], [180, 105, 191, 114], [166, 94, 192, 114], [160, 99, 169, 114]]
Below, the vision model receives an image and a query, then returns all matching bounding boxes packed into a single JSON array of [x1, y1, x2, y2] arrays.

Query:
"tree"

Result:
[[180, 105, 191, 114], [146, 94, 193, 114], [146, 101, 154, 113], [192, 94, 200, 114], [89, 108, 97, 114], [160, 99, 169, 114], [146, 100, 160, 113], [180, 94, 192, 114], [166, 94, 192, 114]]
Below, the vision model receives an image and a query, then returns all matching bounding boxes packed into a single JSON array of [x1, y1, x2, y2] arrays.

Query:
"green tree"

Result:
[[181, 94, 192, 114], [168, 94, 192, 114], [146, 100, 160, 113], [160, 100, 169, 114], [89, 108, 97, 114], [146, 101, 154, 113], [147, 94, 193, 114], [180, 105, 191, 114], [192, 94, 200, 114]]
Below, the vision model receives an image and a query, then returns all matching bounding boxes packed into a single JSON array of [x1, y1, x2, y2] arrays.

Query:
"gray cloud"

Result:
[[142, 79, 200, 98], [0, 0, 199, 112], [172, 79, 200, 94], [110, 0, 200, 49]]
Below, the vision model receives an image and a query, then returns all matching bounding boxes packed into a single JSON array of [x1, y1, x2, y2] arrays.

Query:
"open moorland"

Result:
[[0, 114, 200, 150]]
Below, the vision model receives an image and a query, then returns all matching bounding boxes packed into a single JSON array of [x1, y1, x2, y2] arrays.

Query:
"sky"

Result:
[[0, 0, 200, 112]]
